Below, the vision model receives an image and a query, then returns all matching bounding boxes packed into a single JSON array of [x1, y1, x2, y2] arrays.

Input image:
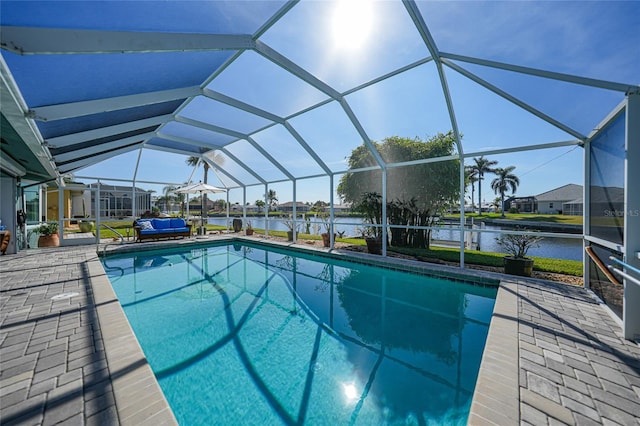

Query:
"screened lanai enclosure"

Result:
[[1, 1, 639, 338]]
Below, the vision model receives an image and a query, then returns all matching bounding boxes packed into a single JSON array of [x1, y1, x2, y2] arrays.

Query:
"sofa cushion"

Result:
[[170, 218, 186, 228], [140, 228, 161, 235], [153, 218, 172, 229], [168, 227, 190, 233], [138, 220, 154, 231]]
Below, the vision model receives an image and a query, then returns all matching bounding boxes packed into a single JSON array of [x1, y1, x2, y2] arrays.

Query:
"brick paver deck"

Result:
[[515, 280, 640, 425], [470, 278, 640, 425], [0, 246, 175, 425], [1, 240, 639, 425]]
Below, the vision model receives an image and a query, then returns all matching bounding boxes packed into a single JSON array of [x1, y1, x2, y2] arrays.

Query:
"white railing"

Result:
[[98, 223, 125, 257], [608, 256, 640, 288]]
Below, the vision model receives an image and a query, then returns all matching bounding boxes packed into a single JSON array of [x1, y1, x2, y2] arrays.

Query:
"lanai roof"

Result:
[[1, 1, 638, 188]]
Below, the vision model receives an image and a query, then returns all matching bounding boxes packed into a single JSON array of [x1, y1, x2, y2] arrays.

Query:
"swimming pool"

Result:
[[103, 241, 497, 425]]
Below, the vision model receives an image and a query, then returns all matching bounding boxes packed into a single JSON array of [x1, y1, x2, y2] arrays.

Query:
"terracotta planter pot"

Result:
[[38, 234, 60, 248], [246, 229, 254, 236], [321, 233, 336, 247], [365, 237, 382, 255], [503, 256, 534, 277]]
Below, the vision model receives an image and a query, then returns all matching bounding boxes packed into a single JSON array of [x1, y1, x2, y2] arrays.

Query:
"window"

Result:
[[589, 111, 625, 245], [549, 203, 553, 209], [588, 243, 623, 319]]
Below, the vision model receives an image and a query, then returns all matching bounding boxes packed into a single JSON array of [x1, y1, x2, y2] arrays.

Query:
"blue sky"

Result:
[[63, 0, 639, 206]]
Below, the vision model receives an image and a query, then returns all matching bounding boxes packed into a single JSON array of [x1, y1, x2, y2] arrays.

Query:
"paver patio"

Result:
[[1, 241, 639, 425]]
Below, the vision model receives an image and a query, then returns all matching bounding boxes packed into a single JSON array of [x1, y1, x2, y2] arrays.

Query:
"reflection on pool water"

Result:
[[103, 242, 497, 425]]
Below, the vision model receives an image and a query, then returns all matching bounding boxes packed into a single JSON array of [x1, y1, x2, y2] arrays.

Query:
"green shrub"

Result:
[[36, 223, 58, 236], [389, 246, 582, 276]]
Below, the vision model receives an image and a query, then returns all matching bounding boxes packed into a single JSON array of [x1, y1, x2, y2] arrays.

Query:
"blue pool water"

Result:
[[103, 242, 497, 425]]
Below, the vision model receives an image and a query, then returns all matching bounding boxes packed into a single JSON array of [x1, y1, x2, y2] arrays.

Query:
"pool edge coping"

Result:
[[88, 254, 178, 426], [468, 280, 520, 424]]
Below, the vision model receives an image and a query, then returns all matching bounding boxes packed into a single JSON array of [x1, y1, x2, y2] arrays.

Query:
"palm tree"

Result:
[[490, 196, 502, 212], [267, 189, 278, 211], [156, 195, 169, 213], [187, 151, 224, 219], [470, 156, 498, 215], [186, 156, 208, 185], [465, 166, 479, 209], [175, 186, 187, 217], [162, 185, 177, 213], [491, 166, 520, 217]]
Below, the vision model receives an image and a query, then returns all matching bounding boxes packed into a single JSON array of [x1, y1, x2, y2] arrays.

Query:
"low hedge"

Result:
[[388, 246, 583, 276]]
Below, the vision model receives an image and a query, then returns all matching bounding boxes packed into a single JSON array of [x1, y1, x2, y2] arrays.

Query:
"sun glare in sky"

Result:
[[332, 0, 373, 49]]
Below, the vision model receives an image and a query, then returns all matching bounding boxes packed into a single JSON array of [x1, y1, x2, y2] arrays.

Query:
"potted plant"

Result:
[[363, 228, 383, 254], [78, 199, 94, 233], [319, 213, 334, 247], [355, 192, 383, 254], [245, 220, 254, 236], [37, 223, 60, 247], [283, 215, 298, 241], [496, 231, 543, 277]]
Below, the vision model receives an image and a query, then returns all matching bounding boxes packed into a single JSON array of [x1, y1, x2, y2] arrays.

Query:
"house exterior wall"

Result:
[[45, 189, 72, 223], [279, 203, 310, 212], [0, 174, 17, 255], [537, 199, 568, 214]]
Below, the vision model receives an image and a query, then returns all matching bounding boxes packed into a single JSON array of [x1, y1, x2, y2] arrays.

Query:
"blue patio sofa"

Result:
[[133, 218, 192, 242]]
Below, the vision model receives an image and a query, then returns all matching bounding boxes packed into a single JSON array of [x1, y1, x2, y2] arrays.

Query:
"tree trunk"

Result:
[[478, 174, 482, 215], [202, 165, 209, 228], [471, 184, 475, 210]]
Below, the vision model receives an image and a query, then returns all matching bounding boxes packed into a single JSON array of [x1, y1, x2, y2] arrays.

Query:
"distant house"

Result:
[[505, 196, 537, 213], [561, 186, 624, 217], [230, 204, 260, 213], [89, 183, 152, 218], [536, 184, 583, 214], [562, 197, 583, 216], [331, 203, 352, 213], [278, 201, 311, 213], [188, 199, 214, 213], [588, 186, 625, 217]]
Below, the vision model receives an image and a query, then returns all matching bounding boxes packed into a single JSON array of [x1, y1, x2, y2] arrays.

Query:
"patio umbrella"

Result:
[[175, 182, 226, 234]]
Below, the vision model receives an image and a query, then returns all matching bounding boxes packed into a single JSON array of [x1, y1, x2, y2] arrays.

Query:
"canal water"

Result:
[[207, 216, 583, 261]]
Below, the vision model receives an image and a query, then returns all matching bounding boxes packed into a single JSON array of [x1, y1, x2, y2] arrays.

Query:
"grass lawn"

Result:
[[447, 213, 583, 225]]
